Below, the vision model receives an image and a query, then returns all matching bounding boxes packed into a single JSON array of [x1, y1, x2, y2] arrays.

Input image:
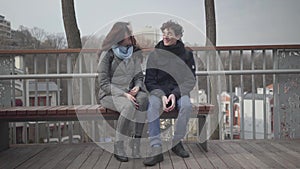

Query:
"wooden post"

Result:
[[0, 122, 9, 151], [198, 115, 208, 152]]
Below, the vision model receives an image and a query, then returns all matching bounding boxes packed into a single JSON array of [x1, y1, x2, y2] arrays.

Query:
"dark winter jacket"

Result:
[[97, 46, 144, 100], [145, 40, 196, 99]]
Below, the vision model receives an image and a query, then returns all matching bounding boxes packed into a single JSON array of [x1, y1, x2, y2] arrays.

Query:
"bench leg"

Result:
[[0, 122, 9, 151], [198, 115, 208, 152]]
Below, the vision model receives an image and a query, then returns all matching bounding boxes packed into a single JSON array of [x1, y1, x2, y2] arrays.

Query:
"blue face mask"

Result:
[[112, 45, 133, 60]]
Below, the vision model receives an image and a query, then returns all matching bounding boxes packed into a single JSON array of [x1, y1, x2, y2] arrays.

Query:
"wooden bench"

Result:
[[0, 104, 214, 151]]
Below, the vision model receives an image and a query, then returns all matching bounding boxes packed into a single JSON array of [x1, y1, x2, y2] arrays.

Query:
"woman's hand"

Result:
[[129, 86, 140, 96], [124, 92, 139, 109]]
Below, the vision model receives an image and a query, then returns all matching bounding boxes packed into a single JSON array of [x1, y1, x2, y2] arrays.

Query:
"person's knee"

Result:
[[148, 95, 161, 107], [136, 92, 149, 111], [179, 96, 192, 112]]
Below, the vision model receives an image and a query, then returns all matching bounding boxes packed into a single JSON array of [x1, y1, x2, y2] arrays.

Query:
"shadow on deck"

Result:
[[0, 140, 300, 169]]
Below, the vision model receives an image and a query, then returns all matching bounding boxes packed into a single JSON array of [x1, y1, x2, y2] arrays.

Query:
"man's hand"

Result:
[[129, 86, 140, 96], [162, 94, 176, 112]]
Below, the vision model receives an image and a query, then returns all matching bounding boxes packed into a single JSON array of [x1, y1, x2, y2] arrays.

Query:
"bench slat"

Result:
[[0, 104, 213, 122]]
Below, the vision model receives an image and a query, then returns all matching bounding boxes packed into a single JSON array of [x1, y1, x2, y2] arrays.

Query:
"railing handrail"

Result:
[[1, 44, 300, 55], [1, 69, 300, 80]]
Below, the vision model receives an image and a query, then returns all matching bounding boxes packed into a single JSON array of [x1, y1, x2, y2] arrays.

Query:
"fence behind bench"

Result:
[[1, 45, 300, 147]]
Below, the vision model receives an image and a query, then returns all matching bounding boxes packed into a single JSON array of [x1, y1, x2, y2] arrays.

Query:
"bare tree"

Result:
[[44, 33, 67, 49], [30, 27, 47, 42], [61, 0, 82, 48]]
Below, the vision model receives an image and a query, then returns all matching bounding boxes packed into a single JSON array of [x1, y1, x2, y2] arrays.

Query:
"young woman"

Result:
[[97, 22, 148, 162]]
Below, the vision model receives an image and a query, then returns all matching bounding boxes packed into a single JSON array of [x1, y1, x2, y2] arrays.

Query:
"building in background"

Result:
[[221, 86, 273, 139], [0, 15, 11, 39]]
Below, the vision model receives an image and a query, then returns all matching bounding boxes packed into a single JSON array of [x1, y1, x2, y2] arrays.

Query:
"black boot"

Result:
[[171, 141, 190, 158], [114, 141, 128, 162], [143, 146, 164, 166], [131, 135, 141, 158]]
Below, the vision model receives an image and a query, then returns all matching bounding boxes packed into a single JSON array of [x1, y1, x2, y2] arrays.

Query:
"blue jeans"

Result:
[[147, 95, 192, 147]]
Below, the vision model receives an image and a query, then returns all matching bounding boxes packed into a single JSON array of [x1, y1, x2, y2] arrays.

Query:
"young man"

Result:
[[143, 20, 196, 166]]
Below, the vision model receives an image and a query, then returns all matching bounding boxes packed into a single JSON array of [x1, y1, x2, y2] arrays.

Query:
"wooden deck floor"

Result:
[[0, 140, 300, 169]]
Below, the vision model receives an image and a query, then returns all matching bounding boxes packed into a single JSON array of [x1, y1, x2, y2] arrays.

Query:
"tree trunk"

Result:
[[205, 0, 216, 46], [61, 0, 82, 48], [205, 0, 220, 140]]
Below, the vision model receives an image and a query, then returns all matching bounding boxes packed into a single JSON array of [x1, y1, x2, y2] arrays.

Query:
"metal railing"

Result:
[[1, 45, 300, 144]]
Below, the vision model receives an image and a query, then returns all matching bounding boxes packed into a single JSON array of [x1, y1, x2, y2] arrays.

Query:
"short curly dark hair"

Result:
[[160, 20, 184, 37]]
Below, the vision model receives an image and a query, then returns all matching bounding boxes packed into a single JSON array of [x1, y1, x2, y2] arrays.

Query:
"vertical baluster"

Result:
[[90, 53, 95, 105], [67, 53, 73, 144], [34, 54, 38, 106], [273, 49, 280, 139], [11, 56, 15, 107], [229, 50, 234, 139], [206, 50, 210, 103], [56, 54, 62, 143], [56, 54, 61, 106], [67, 53, 72, 105], [45, 54, 49, 106], [79, 53, 83, 105], [262, 50, 267, 139], [240, 50, 245, 139], [251, 50, 256, 139], [217, 50, 223, 140]]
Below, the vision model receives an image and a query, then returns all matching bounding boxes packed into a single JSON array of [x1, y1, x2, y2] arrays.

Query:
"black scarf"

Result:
[[155, 40, 186, 56]]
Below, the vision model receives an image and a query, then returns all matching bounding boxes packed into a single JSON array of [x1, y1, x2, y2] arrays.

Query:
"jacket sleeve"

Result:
[[97, 51, 125, 96], [145, 53, 166, 98], [170, 51, 196, 98], [132, 55, 144, 89]]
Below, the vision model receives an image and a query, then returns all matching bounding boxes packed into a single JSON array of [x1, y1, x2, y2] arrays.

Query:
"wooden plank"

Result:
[[36, 106, 48, 115], [187, 143, 214, 168], [80, 147, 103, 169], [66, 145, 95, 169], [56, 106, 70, 115], [26, 106, 43, 116], [230, 141, 270, 169], [270, 141, 300, 168], [169, 148, 188, 168], [0, 147, 18, 167], [41, 145, 73, 169], [279, 140, 300, 153], [243, 141, 287, 169], [0, 146, 31, 168], [209, 141, 244, 169], [158, 150, 173, 169], [47, 106, 65, 115], [105, 152, 121, 169], [5, 146, 45, 169], [53, 145, 87, 169], [270, 141, 300, 159], [93, 150, 113, 169], [182, 144, 202, 169], [18, 145, 64, 169], [119, 157, 146, 169], [255, 141, 300, 168], [0, 104, 213, 122], [216, 141, 256, 169], [0, 107, 9, 116], [203, 143, 229, 169], [5, 106, 23, 116]]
